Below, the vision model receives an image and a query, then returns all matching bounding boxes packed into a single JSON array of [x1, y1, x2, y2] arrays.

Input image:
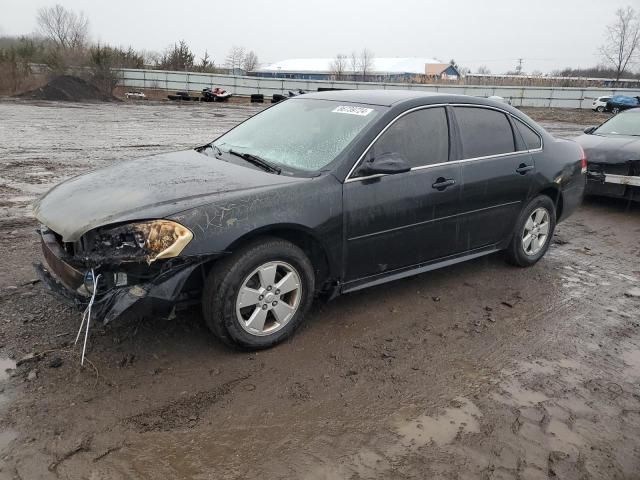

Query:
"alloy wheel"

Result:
[[235, 261, 302, 336], [522, 207, 550, 256]]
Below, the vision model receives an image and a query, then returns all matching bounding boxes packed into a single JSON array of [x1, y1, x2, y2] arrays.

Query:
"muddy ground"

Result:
[[0, 99, 639, 480]]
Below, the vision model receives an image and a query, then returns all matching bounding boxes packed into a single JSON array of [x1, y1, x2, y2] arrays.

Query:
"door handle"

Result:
[[516, 164, 534, 174], [432, 177, 456, 190]]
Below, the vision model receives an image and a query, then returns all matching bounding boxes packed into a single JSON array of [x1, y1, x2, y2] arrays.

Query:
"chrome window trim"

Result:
[[344, 102, 544, 184]]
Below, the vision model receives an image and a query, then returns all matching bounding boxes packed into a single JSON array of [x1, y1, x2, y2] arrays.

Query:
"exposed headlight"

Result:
[[133, 220, 193, 262], [90, 220, 193, 264]]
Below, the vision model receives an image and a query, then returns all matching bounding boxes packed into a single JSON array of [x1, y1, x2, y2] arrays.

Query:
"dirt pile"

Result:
[[17, 75, 115, 102]]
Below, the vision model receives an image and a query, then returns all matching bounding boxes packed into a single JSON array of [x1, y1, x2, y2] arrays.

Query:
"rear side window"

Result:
[[454, 107, 515, 159], [514, 118, 542, 150], [366, 107, 449, 168]]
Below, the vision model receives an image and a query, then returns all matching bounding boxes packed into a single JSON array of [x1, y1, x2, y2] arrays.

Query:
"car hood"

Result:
[[575, 134, 640, 164], [34, 149, 303, 241]]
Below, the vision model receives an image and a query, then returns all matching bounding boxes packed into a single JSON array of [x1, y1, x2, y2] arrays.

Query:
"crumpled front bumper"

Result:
[[35, 232, 205, 324]]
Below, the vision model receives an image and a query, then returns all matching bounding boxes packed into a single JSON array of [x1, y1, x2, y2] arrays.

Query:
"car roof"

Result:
[[299, 89, 454, 106], [296, 90, 532, 123]]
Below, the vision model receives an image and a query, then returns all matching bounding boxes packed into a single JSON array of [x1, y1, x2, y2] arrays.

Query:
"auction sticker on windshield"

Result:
[[332, 105, 374, 116]]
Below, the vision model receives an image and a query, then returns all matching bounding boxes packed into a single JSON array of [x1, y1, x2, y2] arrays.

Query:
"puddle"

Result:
[[0, 359, 17, 453], [520, 361, 556, 375], [0, 358, 16, 409], [0, 429, 17, 454], [622, 349, 640, 378], [0, 358, 16, 382], [556, 358, 581, 369], [493, 380, 549, 406], [8, 195, 36, 203], [395, 397, 481, 447], [547, 419, 585, 447], [303, 448, 389, 480]]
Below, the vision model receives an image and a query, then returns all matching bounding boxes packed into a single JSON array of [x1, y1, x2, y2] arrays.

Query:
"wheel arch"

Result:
[[223, 224, 335, 291], [536, 185, 564, 221]]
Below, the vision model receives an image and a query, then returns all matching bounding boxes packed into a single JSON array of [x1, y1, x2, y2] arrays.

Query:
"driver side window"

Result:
[[363, 107, 449, 170]]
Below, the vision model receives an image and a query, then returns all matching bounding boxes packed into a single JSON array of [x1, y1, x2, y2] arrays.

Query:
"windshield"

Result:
[[212, 98, 382, 172], [594, 110, 640, 136]]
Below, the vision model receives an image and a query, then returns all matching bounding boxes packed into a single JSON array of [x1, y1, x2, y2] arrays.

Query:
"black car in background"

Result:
[[605, 95, 640, 114], [577, 108, 640, 200], [34, 91, 586, 349]]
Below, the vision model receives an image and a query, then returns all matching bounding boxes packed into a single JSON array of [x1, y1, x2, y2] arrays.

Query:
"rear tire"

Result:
[[202, 237, 315, 349], [506, 195, 556, 267]]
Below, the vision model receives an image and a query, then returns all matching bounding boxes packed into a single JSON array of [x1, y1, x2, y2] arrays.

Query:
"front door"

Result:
[[343, 106, 463, 282]]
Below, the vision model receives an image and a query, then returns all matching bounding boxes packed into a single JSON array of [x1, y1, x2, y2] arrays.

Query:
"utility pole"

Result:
[[515, 58, 523, 75]]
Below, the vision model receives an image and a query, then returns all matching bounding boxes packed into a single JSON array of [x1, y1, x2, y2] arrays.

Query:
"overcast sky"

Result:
[[1, 0, 635, 73]]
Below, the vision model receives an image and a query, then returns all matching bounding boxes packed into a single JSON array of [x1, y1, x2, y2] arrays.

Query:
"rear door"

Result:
[[452, 106, 537, 251], [343, 106, 462, 282]]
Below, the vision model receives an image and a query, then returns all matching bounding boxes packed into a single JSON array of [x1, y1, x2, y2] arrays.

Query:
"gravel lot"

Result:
[[0, 99, 639, 480]]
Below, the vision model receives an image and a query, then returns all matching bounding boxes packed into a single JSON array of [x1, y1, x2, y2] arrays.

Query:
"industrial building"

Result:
[[252, 57, 460, 82]]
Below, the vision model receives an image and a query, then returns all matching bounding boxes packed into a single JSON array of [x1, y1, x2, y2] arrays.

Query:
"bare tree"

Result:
[[359, 49, 374, 80], [476, 65, 491, 74], [349, 51, 358, 81], [141, 50, 161, 67], [36, 4, 89, 50], [242, 50, 259, 72], [225, 46, 246, 72], [329, 53, 348, 80], [599, 6, 640, 81]]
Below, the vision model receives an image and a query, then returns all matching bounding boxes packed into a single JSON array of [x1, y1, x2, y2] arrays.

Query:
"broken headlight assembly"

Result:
[[87, 220, 193, 264]]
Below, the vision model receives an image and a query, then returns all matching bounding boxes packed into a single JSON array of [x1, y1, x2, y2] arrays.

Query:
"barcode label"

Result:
[[332, 106, 374, 116]]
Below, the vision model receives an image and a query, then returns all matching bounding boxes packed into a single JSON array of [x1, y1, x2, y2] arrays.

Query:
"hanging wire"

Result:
[[75, 269, 101, 366]]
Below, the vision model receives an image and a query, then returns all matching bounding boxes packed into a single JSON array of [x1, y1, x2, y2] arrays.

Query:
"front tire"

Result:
[[506, 195, 556, 267], [202, 237, 315, 349], [596, 106, 604, 112]]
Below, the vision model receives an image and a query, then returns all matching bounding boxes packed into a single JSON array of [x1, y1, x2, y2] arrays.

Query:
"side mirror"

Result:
[[583, 126, 597, 135], [356, 152, 411, 177]]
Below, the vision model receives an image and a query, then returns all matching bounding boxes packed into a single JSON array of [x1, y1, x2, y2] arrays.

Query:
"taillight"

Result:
[[579, 145, 587, 174]]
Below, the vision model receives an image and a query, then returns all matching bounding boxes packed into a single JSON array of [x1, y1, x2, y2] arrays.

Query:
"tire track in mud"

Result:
[[125, 374, 251, 433]]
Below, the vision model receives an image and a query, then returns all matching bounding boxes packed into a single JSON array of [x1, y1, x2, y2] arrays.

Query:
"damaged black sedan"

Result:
[[577, 107, 640, 201], [34, 90, 585, 349]]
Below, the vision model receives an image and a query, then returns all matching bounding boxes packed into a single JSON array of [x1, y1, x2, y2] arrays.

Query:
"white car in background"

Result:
[[125, 91, 146, 100], [592, 96, 610, 112]]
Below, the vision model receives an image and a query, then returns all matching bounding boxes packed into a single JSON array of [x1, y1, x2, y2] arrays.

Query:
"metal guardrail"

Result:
[[117, 68, 640, 109]]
